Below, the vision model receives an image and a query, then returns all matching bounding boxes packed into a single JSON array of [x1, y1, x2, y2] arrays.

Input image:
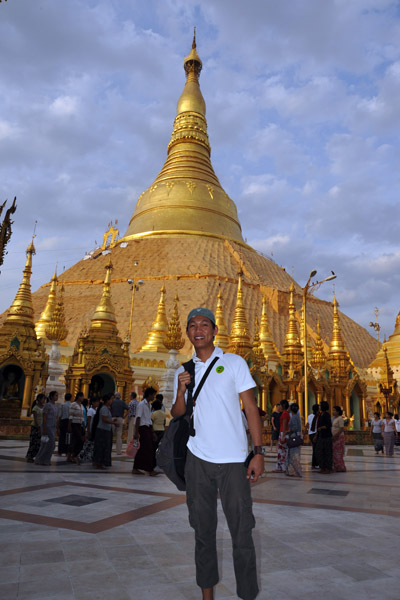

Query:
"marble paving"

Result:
[[0, 440, 399, 600]]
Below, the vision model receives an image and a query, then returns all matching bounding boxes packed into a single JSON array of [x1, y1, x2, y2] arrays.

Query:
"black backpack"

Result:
[[156, 357, 218, 491]]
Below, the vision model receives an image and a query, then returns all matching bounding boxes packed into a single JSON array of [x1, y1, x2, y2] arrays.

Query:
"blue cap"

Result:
[[187, 307, 216, 327]]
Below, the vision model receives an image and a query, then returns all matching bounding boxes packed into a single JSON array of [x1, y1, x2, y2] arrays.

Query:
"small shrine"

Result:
[[64, 259, 133, 402], [0, 241, 48, 418]]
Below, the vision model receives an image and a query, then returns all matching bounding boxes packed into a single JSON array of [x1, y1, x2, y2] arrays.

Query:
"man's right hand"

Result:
[[177, 370, 192, 394]]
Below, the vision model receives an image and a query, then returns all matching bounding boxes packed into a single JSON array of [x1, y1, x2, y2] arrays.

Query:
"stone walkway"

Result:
[[0, 440, 399, 600]]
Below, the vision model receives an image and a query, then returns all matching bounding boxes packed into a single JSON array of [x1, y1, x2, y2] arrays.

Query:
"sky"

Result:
[[0, 0, 399, 342]]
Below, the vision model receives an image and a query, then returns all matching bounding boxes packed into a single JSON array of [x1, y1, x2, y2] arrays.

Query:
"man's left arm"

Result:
[[241, 389, 264, 482]]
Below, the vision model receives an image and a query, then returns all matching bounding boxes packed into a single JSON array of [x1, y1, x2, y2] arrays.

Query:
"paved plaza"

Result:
[[0, 440, 399, 600]]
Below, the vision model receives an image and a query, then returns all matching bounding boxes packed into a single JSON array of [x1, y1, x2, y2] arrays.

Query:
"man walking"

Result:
[[172, 308, 263, 600], [111, 392, 129, 455], [57, 392, 72, 456]]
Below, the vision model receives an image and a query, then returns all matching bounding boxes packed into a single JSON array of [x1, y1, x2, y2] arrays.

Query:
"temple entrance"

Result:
[[268, 380, 281, 414], [307, 389, 316, 415], [350, 391, 361, 430], [0, 364, 25, 402], [89, 373, 115, 398]]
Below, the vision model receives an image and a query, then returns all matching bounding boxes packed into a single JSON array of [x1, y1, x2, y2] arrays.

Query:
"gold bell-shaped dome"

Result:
[[123, 31, 243, 244]]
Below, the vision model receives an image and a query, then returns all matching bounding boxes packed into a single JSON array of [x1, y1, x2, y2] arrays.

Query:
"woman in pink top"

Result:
[[381, 412, 396, 457]]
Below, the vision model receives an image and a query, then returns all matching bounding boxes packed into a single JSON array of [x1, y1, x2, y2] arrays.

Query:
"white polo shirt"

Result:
[[135, 399, 152, 427], [173, 346, 256, 464]]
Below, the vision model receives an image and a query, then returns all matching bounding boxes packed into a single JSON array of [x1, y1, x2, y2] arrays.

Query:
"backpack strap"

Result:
[[183, 356, 219, 437]]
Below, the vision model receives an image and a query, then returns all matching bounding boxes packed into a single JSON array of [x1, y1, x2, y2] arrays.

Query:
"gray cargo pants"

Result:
[[185, 450, 258, 600]]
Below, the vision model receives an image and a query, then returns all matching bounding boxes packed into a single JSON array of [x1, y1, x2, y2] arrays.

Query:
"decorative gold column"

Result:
[[21, 374, 33, 417]]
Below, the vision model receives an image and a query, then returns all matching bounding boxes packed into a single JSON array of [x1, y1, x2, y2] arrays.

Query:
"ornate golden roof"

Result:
[[140, 285, 169, 352], [35, 266, 58, 339], [164, 294, 185, 351], [214, 290, 230, 351], [123, 36, 243, 243]]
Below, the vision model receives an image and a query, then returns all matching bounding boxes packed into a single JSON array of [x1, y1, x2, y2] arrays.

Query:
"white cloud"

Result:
[[50, 96, 79, 116]]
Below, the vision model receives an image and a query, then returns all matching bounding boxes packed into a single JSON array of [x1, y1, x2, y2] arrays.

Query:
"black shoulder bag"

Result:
[[156, 356, 219, 491]]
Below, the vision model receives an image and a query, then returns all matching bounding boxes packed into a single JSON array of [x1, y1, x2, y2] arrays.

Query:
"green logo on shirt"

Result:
[[216, 366, 224, 373]]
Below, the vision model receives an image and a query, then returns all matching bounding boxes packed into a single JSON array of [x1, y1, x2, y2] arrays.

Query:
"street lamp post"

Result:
[[303, 270, 336, 417]]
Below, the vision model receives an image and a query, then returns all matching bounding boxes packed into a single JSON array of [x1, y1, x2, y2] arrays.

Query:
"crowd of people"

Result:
[[25, 389, 399, 474], [25, 388, 167, 471], [268, 399, 400, 475]]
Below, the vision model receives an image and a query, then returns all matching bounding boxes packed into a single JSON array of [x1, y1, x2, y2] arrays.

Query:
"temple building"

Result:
[[0, 35, 387, 426]]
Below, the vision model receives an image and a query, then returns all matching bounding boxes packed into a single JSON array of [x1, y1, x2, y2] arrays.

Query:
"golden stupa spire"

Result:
[[90, 258, 117, 334], [214, 290, 230, 351], [141, 285, 169, 352], [46, 284, 68, 342], [164, 294, 185, 351], [123, 34, 243, 243], [328, 296, 347, 356], [328, 295, 350, 380], [228, 271, 251, 356], [283, 283, 302, 364], [259, 296, 280, 361], [6, 239, 36, 327], [311, 317, 327, 370], [35, 266, 58, 339]]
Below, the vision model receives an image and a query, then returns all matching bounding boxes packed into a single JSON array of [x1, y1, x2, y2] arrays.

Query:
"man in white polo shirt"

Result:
[[172, 308, 263, 600]]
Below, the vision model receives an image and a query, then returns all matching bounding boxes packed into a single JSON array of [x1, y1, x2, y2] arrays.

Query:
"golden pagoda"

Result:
[[214, 291, 230, 351], [311, 317, 327, 371], [35, 266, 58, 339], [123, 31, 243, 244], [259, 296, 280, 365], [0, 240, 48, 417], [228, 271, 252, 357], [369, 311, 400, 371], [64, 260, 132, 401], [282, 283, 302, 369], [46, 284, 68, 343], [140, 285, 169, 352], [328, 296, 350, 381], [3, 35, 379, 412], [165, 294, 185, 351]]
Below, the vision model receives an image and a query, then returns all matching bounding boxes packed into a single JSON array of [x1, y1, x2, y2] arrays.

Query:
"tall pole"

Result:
[[128, 282, 136, 342], [302, 270, 336, 417]]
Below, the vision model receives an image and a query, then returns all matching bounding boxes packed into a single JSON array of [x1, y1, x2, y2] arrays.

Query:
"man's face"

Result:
[[186, 316, 218, 351]]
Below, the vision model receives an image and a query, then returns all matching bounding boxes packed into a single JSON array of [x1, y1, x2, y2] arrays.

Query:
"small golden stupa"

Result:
[[0, 241, 48, 417]]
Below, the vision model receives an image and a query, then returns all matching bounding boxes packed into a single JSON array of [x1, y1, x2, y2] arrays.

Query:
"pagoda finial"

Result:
[[193, 26, 196, 49], [228, 271, 251, 357], [6, 239, 36, 326], [214, 290, 230, 351], [90, 258, 117, 333], [46, 284, 68, 342], [165, 294, 185, 351], [141, 285, 169, 352], [35, 266, 58, 339]]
